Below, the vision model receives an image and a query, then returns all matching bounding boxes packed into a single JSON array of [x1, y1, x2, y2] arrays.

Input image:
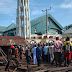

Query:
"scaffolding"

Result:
[[0, 47, 8, 63]]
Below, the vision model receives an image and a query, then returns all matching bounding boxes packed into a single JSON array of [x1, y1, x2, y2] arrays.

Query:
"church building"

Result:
[[0, 0, 63, 39], [0, 14, 63, 39]]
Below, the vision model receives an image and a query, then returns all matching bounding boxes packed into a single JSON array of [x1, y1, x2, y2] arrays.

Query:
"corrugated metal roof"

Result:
[[5, 23, 16, 32], [0, 14, 63, 35], [0, 36, 27, 46], [0, 23, 16, 32], [48, 14, 63, 29], [0, 26, 7, 32], [31, 14, 63, 34], [64, 28, 72, 34]]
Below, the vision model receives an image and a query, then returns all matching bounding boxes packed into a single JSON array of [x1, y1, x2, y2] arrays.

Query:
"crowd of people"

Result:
[[25, 37, 72, 67], [5, 36, 72, 71]]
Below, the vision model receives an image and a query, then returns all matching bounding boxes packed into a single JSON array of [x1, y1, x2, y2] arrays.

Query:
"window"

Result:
[[56, 31, 58, 34]]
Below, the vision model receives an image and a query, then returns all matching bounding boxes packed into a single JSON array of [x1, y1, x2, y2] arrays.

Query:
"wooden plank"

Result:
[[35, 66, 72, 72], [49, 66, 72, 71]]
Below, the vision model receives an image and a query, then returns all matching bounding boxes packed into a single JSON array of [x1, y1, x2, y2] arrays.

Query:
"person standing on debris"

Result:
[[33, 44, 37, 64], [15, 46, 19, 58], [36, 43, 42, 66], [49, 41, 54, 64], [42, 43, 45, 61], [17, 45, 20, 53], [25, 45, 28, 50], [43, 43, 48, 62], [30, 44, 34, 59], [63, 37, 72, 67], [54, 37, 63, 67], [5, 46, 20, 71], [19, 45, 23, 60], [25, 46, 31, 65], [51, 41, 56, 65]]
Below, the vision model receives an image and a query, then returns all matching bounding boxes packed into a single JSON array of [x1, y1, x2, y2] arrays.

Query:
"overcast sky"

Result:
[[0, 0, 72, 27]]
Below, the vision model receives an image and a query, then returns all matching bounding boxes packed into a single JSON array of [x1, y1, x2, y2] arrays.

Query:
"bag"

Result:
[[65, 42, 70, 54]]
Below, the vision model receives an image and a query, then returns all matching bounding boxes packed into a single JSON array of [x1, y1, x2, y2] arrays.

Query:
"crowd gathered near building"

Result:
[[4, 36, 72, 71]]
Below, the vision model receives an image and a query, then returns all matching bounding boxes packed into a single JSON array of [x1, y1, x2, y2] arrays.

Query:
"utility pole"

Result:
[[42, 7, 51, 37]]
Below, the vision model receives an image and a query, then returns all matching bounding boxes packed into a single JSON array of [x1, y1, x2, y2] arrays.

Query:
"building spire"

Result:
[[16, 0, 31, 39]]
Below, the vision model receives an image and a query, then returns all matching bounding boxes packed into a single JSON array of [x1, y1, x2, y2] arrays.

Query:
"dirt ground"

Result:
[[1, 55, 72, 72]]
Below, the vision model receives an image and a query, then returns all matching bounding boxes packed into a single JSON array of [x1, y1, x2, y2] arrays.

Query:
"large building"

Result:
[[0, 0, 63, 39], [0, 14, 63, 39], [31, 14, 63, 39], [61, 28, 72, 41], [63, 28, 72, 38]]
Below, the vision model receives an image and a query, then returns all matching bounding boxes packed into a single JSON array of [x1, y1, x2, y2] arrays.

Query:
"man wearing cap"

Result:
[[5, 46, 20, 71]]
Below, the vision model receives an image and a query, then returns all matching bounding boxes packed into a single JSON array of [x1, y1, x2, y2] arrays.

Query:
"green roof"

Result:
[[31, 14, 63, 34], [0, 14, 63, 35], [48, 14, 63, 29], [0, 26, 7, 32], [5, 23, 16, 32], [0, 23, 16, 33]]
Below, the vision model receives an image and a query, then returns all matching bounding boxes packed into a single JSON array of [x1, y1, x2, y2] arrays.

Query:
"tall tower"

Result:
[[16, 0, 31, 39]]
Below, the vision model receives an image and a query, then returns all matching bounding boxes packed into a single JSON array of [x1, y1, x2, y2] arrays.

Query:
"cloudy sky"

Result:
[[0, 0, 72, 27]]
